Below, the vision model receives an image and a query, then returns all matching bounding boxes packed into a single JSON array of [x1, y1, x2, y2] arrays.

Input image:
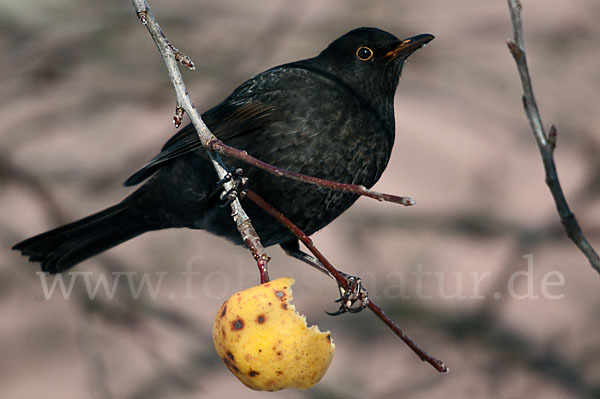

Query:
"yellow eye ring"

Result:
[[356, 46, 373, 61]]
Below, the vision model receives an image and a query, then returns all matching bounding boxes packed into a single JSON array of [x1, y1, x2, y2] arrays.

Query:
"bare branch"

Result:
[[130, 0, 270, 282], [208, 139, 415, 206], [506, 0, 600, 275], [246, 190, 448, 373]]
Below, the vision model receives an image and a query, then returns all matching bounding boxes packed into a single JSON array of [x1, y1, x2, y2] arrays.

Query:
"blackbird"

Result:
[[13, 27, 434, 273]]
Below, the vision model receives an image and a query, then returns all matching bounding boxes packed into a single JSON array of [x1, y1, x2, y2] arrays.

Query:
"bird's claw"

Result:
[[326, 273, 369, 315], [213, 168, 249, 207]]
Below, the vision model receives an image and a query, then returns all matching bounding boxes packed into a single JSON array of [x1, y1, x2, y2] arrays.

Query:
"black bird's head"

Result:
[[311, 27, 434, 103]]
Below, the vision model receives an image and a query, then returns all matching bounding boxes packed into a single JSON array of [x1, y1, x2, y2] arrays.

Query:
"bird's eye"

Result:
[[356, 47, 373, 61]]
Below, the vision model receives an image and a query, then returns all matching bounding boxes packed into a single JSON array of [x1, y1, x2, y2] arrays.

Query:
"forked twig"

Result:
[[506, 0, 600, 275], [246, 190, 448, 373]]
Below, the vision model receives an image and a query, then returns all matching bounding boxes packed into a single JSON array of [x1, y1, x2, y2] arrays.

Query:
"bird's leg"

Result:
[[280, 240, 369, 315], [281, 240, 331, 276]]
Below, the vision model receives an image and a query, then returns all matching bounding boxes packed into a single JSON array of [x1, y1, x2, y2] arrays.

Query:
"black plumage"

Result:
[[13, 27, 433, 273]]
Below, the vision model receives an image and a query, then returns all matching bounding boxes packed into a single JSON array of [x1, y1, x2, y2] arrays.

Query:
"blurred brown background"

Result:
[[2, 0, 600, 398]]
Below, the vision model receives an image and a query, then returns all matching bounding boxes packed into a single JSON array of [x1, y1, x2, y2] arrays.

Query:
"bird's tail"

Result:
[[12, 200, 149, 274]]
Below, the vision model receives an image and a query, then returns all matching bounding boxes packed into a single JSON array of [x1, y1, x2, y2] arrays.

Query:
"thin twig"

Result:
[[131, 0, 270, 282], [246, 190, 448, 373], [209, 139, 415, 206], [506, 0, 600, 275]]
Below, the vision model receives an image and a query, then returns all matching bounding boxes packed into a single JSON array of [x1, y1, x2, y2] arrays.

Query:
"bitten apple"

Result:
[[213, 278, 335, 391]]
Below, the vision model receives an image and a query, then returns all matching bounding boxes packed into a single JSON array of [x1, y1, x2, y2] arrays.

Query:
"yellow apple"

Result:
[[213, 278, 335, 391]]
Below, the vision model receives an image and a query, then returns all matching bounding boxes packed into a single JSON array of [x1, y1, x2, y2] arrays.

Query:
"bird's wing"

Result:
[[123, 64, 339, 186], [123, 97, 274, 187]]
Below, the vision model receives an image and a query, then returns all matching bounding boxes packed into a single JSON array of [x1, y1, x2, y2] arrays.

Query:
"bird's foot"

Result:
[[327, 273, 369, 315], [214, 168, 249, 207]]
